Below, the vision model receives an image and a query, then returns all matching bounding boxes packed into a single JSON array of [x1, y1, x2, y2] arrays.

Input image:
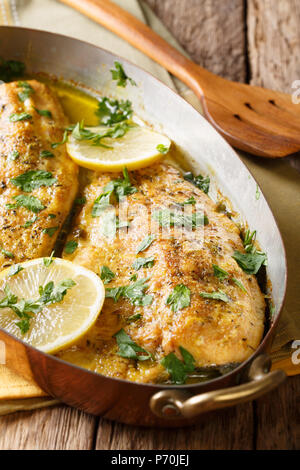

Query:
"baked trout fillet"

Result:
[[0, 80, 78, 268], [61, 163, 265, 383]]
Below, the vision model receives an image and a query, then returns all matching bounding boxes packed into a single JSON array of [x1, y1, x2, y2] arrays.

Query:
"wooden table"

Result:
[[1, 0, 299, 450]]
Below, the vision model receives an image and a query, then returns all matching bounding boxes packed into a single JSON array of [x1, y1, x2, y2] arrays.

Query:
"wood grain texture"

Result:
[[255, 376, 300, 450], [144, 0, 246, 82], [95, 404, 254, 450], [248, 0, 300, 92], [0, 406, 96, 450]]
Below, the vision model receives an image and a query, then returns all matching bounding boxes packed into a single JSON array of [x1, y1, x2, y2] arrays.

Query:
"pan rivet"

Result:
[[162, 403, 179, 417]]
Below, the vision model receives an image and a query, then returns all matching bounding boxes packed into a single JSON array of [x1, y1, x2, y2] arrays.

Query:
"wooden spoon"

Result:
[[60, 0, 300, 158]]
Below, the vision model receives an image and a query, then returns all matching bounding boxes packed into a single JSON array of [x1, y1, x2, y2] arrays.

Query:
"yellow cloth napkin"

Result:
[[0, 0, 299, 415]]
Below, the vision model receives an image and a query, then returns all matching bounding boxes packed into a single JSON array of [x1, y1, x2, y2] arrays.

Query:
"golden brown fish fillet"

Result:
[[0, 80, 78, 268], [61, 163, 265, 383]]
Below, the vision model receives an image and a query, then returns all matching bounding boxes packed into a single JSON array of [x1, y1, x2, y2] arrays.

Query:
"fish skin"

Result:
[[61, 163, 265, 383], [0, 80, 78, 268]]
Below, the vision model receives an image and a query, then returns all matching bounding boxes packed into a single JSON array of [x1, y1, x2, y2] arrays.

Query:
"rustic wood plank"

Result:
[[144, 0, 246, 82], [255, 376, 300, 450], [0, 405, 96, 450], [248, 0, 300, 92], [95, 404, 254, 450]]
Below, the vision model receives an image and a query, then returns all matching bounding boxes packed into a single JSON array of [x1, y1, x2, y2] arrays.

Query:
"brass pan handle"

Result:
[[150, 354, 286, 419]]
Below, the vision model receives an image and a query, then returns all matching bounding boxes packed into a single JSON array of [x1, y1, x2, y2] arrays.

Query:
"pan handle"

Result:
[[150, 354, 286, 419]]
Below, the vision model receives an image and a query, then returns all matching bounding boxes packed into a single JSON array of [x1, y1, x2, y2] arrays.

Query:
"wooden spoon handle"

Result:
[[59, 0, 207, 96]]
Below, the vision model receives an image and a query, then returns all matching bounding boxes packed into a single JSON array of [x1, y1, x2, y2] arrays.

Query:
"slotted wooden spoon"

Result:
[[60, 0, 300, 157]]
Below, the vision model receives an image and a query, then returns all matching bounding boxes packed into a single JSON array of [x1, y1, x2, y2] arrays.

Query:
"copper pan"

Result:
[[0, 27, 287, 427]]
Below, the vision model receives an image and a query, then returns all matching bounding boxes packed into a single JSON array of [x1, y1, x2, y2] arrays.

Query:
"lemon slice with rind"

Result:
[[66, 124, 171, 171], [0, 258, 105, 354]]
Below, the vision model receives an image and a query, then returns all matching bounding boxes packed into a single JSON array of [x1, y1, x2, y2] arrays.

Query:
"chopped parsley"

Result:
[[256, 184, 260, 200], [152, 208, 208, 229], [40, 150, 54, 159], [10, 170, 56, 192], [213, 264, 229, 280], [114, 329, 152, 361], [43, 251, 55, 267], [1, 247, 14, 259], [70, 120, 131, 146], [8, 150, 19, 161], [51, 130, 68, 148], [0, 58, 25, 82], [64, 240, 78, 254], [232, 251, 267, 275], [161, 346, 195, 385], [132, 257, 154, 271], [200, 289, 229, 302], [92, 192, 112, 217], [166, 284, 191, 312], [127, 313, 141, 323], [105, 277, 153, 306], [100, 265, 115, 284], [9, 112, 32, 122], [9, 264, 23, 276], [156, 144, 170, 155], [43, 226, 58, 237], [23, 216, 38, 228], [177, 196, 196, 206], [6, 195, 45, 213], [136, 234, 156, 254], [95, 97, 133, 126], [35, 108, 52, 118], [184, 172, 210, 194], [110, 61, 137, 87], [17, 81, 34, 102], [232, 278, 247, 293]]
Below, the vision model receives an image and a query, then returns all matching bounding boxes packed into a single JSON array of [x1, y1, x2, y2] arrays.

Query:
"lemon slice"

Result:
[[66, 124, 171, 171], [0, 258, 105, 354]]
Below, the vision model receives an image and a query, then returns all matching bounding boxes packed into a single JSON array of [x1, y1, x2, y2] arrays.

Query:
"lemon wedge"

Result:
[[66, 124, 171, 171], [0, 258, 105, 354]]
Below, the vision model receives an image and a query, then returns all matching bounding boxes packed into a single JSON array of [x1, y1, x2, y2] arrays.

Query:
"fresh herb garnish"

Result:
[[110, 61, 137, 87], [64, 240, 78, 254], [105, 277, 153, 306], [92, 192, 112, 217], [255, 184, 260, 200], [161, 346, 195, 385], [127, 313, 141, 323], [23, 216, 38, 228], [17, 81, 34, 102], [152, 208, 208, 229], [213, 264, 229, 281], [40, 150, 54, 159], [35, 108, 52, 118], [136, 234, 156, 254], [70, 120, 131, 147], [48, 214, 56, 219], [43, 226, 58, 237], [156, 144, 170, 155], [0, 58, 25, 82], [51, 130, 68, 148], [9, 112, 32, 122], [9, 264, 23, 276], [8, 150, 19, 161], [43, 251, 54, 267], [232, 251, 267, 275], [243, 229, 257, 253], [10, 170, 56, 192], [166, 284, 191, 312], [130, 274, 137, 282], [232, 278, 247, 293], [96, 97, 133, 125], [6, 195, 45, 213], [114, 329, 152, 361], [100, 265, 115, 284], [132, 257, 154, 271], [177, 196, 196, 206], [1, 247, 14, 259], [200, 289, 229, 302], [184, 172, 210, 194]]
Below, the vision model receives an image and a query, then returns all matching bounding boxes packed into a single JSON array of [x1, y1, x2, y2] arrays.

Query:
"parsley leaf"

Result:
[[177, 196, 196, 206], [105, 278, 153, 306], [23, 216, 38, 228], [136, 234, 156, 254], [100, 266, 115, 284], [232, 278, 247, 293], [43, 251, 54, 267], [0, 58, 25, 82], [17, 81, 34, 102], [105, 286, 125, 303], [132, 257, 154, 271], [43, 226, 58, 237], [10, 170, 56, 192], [1, 247, 14, 259], [7, 195, 45, 213], [9, 264, 23, 276], [184, 172, 210, 194], [35, 108, 52, 118], [160, 346, 196, 385], [92, 192, 112, 218], [213, 264, 229, 281], [110, 62, 136, 87], [114, 329, 152, 361], [64, 240, 78, 254], [156, 144, 170, 155], [9, 112, 32, 122], [127, 313, 141, 323], [166, 284, 191, 312], [232, 251, 267, 275], [38, 279, 76, 305], [40, 150, 54, 159], [96, 97, 133, 125], [51, 130, 68, 148], [70, 121, 131, 146], [200, 289, 229, 302]]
